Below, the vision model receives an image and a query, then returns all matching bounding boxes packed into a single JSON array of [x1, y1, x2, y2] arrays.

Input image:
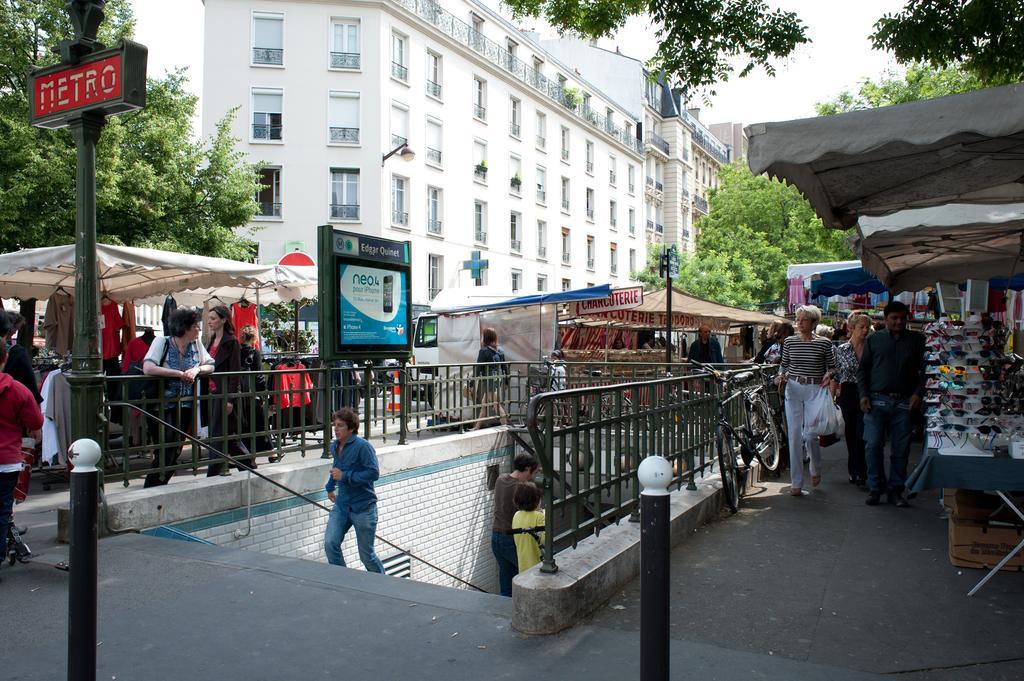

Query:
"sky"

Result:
[[132, 0, 906, 131]]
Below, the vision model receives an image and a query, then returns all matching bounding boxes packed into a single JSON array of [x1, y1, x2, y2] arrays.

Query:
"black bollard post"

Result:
[[68, 438, 101, 681], [638, 455, 672, 681]]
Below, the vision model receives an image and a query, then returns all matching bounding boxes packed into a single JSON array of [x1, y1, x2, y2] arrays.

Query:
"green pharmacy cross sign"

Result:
[[463, 250, 489, 285]]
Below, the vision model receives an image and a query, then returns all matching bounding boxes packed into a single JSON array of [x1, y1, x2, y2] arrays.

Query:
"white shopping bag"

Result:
[[806, 388, 839, 437]]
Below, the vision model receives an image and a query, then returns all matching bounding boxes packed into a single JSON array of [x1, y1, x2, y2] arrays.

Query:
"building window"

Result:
[[535, 111, 546, 149], [252, 12, 283, 66], [609, 200, 617, 229], [391, 32, 407, 81], [537, 274, 547, 292], [510, 212, 521, 252], [585, 140, 594, 174], [428, 254, 443, 301], [329, 168, 358, 220], [629, 248, 637, 273], [586, 188, 595, 220], [609, 243, 618, 275], [560, 126, 569, 161], [391, 103, 408, 148], [330, 20, 359, 69], [560, 177, 570, 212], [427, 186, 443, 234], [561, 228, 571, 264], [561, 278, 571, 292], [473, 77, 487, 121], [509, 154, 522, 195], [628, 207, 636, 235], [535, 166, 546, 203], [533, 55, 544, 75], [426, 118, 442, 166], [426, 50, 442, 98], [473, 140, 488, 181], [474, 201, 487, 243], [609, 155, 617, 185], [391, 175, 408, 226], [255, 167, 281, 218], [328, 91, 359, 144], [511, 269, 522, 294], [537, 220, 547, 259], [628, 165, 636, 194], [586, 236, 595, 270], [251, 88, 283, 141], [509, 97, 521, 138]]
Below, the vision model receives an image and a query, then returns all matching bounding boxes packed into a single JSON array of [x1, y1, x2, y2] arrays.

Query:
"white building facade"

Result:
[[203, 0, 646, 307]]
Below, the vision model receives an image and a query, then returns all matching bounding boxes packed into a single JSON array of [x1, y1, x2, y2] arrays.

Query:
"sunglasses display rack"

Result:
[[923, 321, 1021, 456]]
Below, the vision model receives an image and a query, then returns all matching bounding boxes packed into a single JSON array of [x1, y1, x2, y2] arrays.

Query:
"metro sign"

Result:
[[28, 40, 147, 129]]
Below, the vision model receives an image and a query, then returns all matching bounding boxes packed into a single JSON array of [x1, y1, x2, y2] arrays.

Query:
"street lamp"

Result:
[[382, 141, 416, 166]]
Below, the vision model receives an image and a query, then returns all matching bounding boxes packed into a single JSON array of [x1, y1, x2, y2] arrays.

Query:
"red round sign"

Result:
[[278, 251, 315, 267]]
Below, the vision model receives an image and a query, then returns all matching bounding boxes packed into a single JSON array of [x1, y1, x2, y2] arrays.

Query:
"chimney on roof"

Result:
[[687, 107, 701, 121]]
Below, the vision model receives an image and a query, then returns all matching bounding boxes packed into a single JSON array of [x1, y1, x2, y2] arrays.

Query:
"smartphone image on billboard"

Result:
[[382, 275, 394, 314]]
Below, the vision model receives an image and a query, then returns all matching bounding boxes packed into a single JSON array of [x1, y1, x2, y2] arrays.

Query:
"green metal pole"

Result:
[[68, 112, 107, 449]]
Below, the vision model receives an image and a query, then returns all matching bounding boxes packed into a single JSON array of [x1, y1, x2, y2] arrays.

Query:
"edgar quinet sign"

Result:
[[28, 40, 147, 129]]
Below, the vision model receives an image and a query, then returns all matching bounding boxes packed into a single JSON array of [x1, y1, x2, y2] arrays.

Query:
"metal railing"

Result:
[[252, 124, 282, 140], [510, 238, 521, 252], [329, 126, 359, 143], [524, 365, 775, 572], [609, 171, 616, 185], [510, 179, 522, 194], [536, 188, 546, 203], [561, 251, 571, 264], [587, 257, 595, 270], [475, 228, 487, 243], [586, 161, 594, 173], [427, 219, 443, 234], [330, 51, 360, 69], [473, 103, 486, 120], [426, 80, 442, 98], [561, 198, 570, 211], [252, 47, 283, 65], [392, 209, 409, 225], [537, 245, 547, 258], [510, 123, 521, 137], [694, 195, 709, 214], [426, 147, 442, 164], [646, 131, 670, 155], [561, 148, 569, 161], [391, 134, 407, 148], [628, 182, 635, 194], [474, 165, 487, 181], [390, 0, 644, 154], [257, 202, 281, 218], [536, 135, 545, 148], [586, 208, 594, 220], [391, 61, 408, 80], [330, 204, 359, 220]]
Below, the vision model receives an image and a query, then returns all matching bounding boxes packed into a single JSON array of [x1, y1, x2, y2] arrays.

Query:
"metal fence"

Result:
[[523, 364, 777, 573]]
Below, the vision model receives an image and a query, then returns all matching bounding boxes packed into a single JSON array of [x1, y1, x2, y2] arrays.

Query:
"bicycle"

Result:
[[690, 360, 782, 513]]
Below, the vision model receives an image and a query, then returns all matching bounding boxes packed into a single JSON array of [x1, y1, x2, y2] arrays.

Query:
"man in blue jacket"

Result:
[[690, 323, 724, 364], [323, 408, 385, 573]]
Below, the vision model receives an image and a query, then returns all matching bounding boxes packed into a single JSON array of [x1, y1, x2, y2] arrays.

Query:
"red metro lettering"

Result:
[[34, 55, 122, 118]]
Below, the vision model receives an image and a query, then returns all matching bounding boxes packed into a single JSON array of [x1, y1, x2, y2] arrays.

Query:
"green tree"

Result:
[[694, 162, 853, 302], [502, 0, 808, 96], [815, 63, 999, 116], [0, 0, 260, 258], [632, 244, 762, 308], [872, 1, 1024, 84]]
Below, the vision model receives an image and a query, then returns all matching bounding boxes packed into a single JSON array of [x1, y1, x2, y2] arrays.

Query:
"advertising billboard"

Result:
[[318, 225, 412, 360]]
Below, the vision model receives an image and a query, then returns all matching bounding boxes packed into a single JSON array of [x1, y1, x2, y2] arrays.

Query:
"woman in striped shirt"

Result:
[[776, 305, 836, 496]]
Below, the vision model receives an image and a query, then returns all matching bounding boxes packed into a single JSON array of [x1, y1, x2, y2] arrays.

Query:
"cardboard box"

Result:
[[949, 488, 1022, 524], [948, 516, 1024, 572]]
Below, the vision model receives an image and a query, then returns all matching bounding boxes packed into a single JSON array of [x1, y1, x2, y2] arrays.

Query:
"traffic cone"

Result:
[[387, 370, 401, 413]]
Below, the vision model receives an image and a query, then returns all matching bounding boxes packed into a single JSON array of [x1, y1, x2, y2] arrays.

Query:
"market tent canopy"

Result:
[[0, 243, 317, 303], [856, 203, 1024, 292], [746, 83, 1024, 230], [430, 284, 611, 314], [787, 260, 861, 282], [573, 286, 786, 331], [809, 265, 887, 297]]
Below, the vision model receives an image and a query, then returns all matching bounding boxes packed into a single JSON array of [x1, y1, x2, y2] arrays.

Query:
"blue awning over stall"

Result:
[[810, 266, 888, 297]]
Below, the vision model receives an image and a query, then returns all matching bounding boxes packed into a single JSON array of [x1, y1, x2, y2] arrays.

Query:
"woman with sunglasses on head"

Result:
[[831, 313, 871, 487]]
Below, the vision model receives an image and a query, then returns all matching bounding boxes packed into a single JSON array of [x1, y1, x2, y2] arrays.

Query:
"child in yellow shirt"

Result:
[[511, 483, 545, 572]]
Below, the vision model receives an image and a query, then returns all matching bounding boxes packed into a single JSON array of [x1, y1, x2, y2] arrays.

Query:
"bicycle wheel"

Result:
[[750, 395, 782, 472], [716, 425, 741, 513]]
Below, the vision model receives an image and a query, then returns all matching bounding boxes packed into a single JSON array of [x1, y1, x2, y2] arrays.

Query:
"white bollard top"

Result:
[[638, 455, 672, 496], [69, 438, 102, 473]]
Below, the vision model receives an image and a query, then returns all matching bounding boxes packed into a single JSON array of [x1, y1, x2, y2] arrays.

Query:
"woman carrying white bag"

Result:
[[775, 305, 837, 496]]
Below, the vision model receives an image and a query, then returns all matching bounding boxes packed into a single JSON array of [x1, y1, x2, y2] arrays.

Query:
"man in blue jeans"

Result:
[[491, 452, 539, 596], [324, 408, 385, 573], [857, 301, 926, 507]]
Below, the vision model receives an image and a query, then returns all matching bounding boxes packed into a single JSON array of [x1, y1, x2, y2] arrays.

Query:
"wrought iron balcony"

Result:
[[610, 217, 617, 228], [391, 61, 408, 81], [537, 245, 547, 259], [610, 262, 618, 275], [252, 47, 283, 65], [475, 228, 487, 243], [474, 103, 486, 120], [329, 127, 359, 143], [252, 124, 282, 140], [646, 131, 670, 155], [330, 204, 359, 220], [536, 188, 546, 203], [587, 257, 595, 270], [628, 182, 635, 194], [428, 219, 443, 234], [330, 52, 360, 69], [426, 147, 442, 164], [426, 80, 442, 98], [562, 251, 571, 264], [474, 164, 488, 181], [510, 178, 522, 194], [646, 219, 655, 231], [629, 222, 636, 235], [655, 223, 664, 234], [586, 208, 594, 220], [389, 0, 644, 154], [586, 160, 594, 173], [391, 134, 407, 148], [510, 123, 521, 137], [536, 135, 545, 149], [655, 180, 663, 191], [392, 209, 409, 225], [693, 195, 709, 213], [561, 148, 569, 161], [683, 229, 691, 239], [510, 239, 521, 252], [257, 201, 281, 218], [561, 198, 570, 211], [609, 171, 616, 185]]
